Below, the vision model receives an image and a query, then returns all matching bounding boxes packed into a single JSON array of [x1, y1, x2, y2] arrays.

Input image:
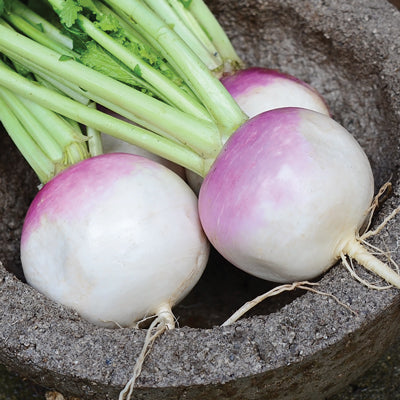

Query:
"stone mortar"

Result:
[[0, 0, 400, 399]]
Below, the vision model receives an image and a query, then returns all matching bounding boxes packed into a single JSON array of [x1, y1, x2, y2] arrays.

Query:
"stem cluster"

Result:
[[0, 0, 247, 182]]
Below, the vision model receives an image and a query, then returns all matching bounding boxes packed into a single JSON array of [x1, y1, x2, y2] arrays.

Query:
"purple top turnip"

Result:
[[199, 108, 400, 287], [21, 153, 209, 327]]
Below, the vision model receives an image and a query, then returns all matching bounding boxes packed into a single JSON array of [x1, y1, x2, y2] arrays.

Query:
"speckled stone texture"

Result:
[[0, 1, 400, 399]]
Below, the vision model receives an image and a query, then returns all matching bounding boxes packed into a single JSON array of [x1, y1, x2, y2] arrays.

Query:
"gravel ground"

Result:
[[0, 334, 400, 400]]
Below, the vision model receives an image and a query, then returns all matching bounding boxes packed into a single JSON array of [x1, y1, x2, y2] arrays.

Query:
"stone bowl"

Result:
[[1, 0, 400, 399]]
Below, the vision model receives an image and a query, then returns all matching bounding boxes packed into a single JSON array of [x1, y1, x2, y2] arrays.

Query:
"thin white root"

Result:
[[360, 205, 400, 241], [341, 184, 400, 289], [341, 253, 392, 291], [362, 181, 392, 234], [359, 237, 399, 272], [221, 281, 355, 327], [342, 238, 400, 289], [119, 306, 175, 400], [130, 314, 160, 329]]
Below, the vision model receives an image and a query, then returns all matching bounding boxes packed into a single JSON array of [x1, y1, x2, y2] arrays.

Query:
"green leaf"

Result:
[[4, 55, 32, 78], [79, 41, 160, 96], [80, 41, 137, 84], [178, 0, 193, 9], [95, 13, 121, 33], [59, 0, 82, 27], [125, 40, 159, 66], [2, 0, 14, 14], [59, 54, 74, 61], [78, 0, 98, 12], [61, 22, 90, 53], [133, 64, 142, 78]]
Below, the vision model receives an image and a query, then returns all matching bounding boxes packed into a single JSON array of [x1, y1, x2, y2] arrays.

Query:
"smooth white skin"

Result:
[[199, 108, 374, 282], [233, 78, 330, 119], [21, 154, 209, 327], [101, 133, 186, 178]]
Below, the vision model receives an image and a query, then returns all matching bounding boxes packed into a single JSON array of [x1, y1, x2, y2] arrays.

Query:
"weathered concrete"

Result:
[[0, 0, 400, 399]]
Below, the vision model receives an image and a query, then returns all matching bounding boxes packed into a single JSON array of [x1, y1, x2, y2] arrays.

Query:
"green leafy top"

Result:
[[0, 0, 246, 180], [79, 41, 156, 95], [58, 0, 99, 27], [49, 0, 187, 96], [58, 0, 82, 27]]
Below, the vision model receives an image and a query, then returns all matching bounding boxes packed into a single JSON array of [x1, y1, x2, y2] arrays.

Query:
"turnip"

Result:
[[220, 67, 330, 118], [186, 67, 331, 194], [1, 52, 209, 330], [21, 153, 209, 328], [199, 107, 400, 287]]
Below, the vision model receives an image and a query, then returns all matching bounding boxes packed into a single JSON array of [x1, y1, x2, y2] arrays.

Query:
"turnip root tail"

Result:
[[362, 181, 393, 234], [119, 305, 175, 400], [339, 202, 400, 289], [341, 238, 400, 289]]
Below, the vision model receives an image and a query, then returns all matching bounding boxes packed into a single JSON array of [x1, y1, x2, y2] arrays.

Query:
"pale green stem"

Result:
[[17, 95, 90, 166], [87, 102, 104, 156], [0, 92, 54, 183], [0, 25, 222, 157], [10, 0, 73, 49], [0, 80, 63, 164], [3, 12, 76, 57], [103, 0, 247, 138], [94, 0, 190, 89], [168, 0, 224, 75], [3, 46, 184, 141], [76, 14, 212, 121], [0, 62, 208, 176], [34, 72, 91, 105], [188, 0, 245, 72], [103, 1, 197, 98], [143, 0, 222, 71]]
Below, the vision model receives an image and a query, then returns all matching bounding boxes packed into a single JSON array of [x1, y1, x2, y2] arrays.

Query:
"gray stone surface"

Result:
[[0, 0, 400, 399]]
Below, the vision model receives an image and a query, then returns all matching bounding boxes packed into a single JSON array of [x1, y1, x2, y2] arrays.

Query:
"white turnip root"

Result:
[[21, 153, 209, 328], [199, 107, 400, 287], [220, 67, 330, 118]]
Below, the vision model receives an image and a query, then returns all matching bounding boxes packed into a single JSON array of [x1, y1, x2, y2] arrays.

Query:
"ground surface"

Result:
[[1, 335, 400, 400]]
